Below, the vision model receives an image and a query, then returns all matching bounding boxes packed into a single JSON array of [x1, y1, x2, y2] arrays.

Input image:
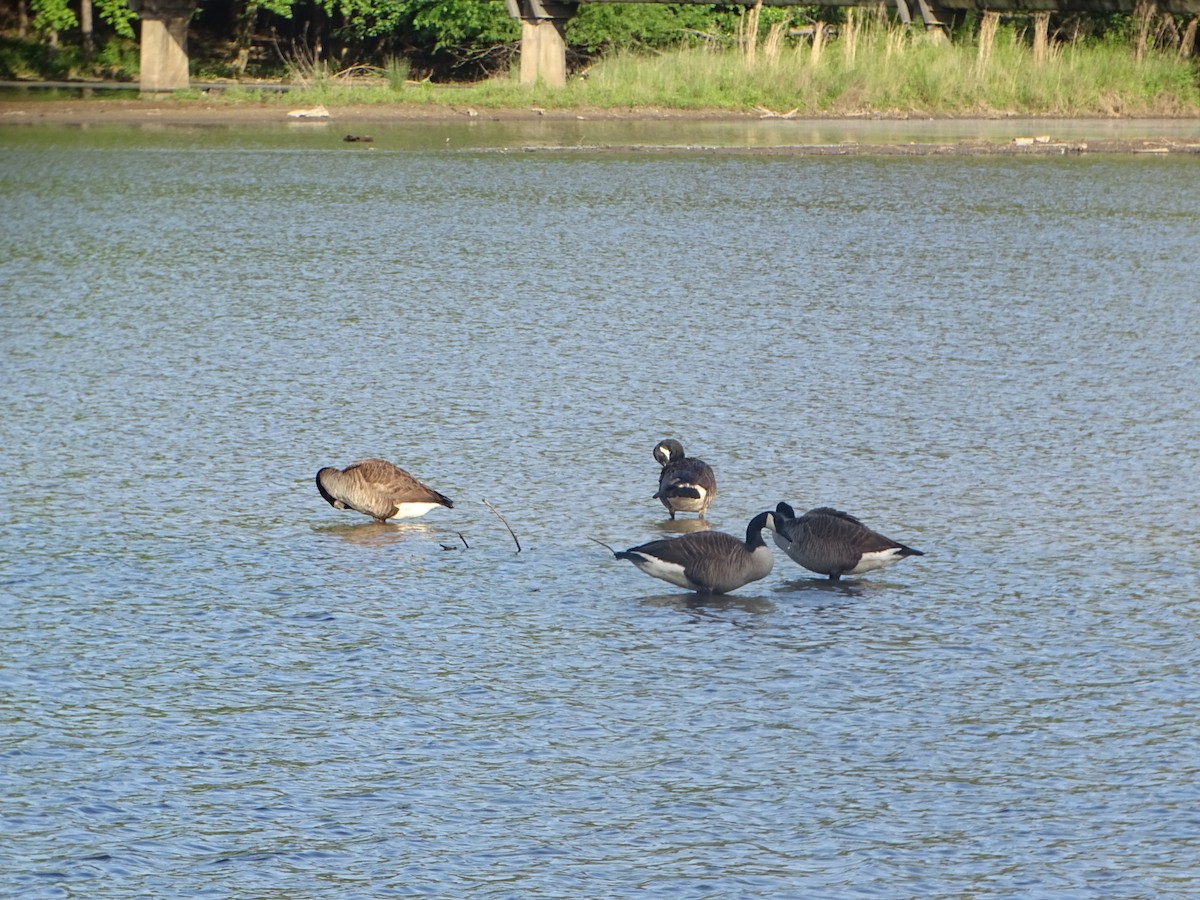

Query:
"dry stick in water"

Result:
[[482, 499, 522, 553], [440, 531, 470, 551], [589, 536, 617, 555]]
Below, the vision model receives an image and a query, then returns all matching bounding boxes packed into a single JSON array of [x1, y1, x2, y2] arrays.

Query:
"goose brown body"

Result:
[[608, 511, 775, 594], [315, 459, 453, 522], [652, 439, 718, 519], [769, 502, 923, 581]]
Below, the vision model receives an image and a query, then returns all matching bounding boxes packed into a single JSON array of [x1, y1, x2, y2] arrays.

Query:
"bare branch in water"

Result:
[[440, 531, 470, 552], [588, 536, 617, 556], [482, 499, 521, 553]]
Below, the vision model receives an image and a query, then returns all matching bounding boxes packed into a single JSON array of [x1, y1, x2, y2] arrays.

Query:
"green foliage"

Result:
[[94, 37, 139, 79], [566, 4, 820, 64], [568, 3, 736, 53], [96, 0, 139, 39], [398, 0, 516, 76], [259, 0, 298, 17], [407, 0, 517, 50], [0, 32, 140, 80], [30, 0, 77, 36], [316, 0, 409, 40], [0, 36, 51, 78], [12, 0, 136, 45]]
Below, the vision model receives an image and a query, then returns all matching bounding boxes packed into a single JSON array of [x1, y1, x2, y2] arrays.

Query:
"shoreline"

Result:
[[2, 97, 1198, 154]]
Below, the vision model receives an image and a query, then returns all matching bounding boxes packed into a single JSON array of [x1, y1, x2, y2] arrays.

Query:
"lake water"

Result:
[[2, 119, 1199, 898]]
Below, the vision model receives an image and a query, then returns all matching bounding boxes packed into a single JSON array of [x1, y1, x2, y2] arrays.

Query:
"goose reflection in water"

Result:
[[311, 520, 440, 547], [654, 517, 713, 536], [641, 592, 776, 620]]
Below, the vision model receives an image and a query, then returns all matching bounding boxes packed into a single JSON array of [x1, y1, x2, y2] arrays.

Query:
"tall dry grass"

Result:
[[977, 11, 1000, 76], [259, 10, 1200, 118], [563, 11, 1200, 117]]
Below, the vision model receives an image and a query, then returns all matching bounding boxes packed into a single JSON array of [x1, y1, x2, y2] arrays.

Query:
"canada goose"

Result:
[[769, 501, 924, 581], [315, 459, 453, 523], [599, 511, 775, 594], [652, 439, 718, 519]]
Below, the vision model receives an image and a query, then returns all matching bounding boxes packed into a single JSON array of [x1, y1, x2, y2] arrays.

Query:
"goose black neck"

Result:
[[744, 511, 771, 548]]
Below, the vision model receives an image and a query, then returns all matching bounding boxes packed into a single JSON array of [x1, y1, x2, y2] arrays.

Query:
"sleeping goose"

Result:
[[600, 511, 775, 594], [768, 501, 924, 581], [652, 439, 718, 519], [316, 459, 453, 523]]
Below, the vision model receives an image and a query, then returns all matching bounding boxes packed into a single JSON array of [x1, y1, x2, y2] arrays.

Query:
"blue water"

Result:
[[2, 123, 1199, 897]]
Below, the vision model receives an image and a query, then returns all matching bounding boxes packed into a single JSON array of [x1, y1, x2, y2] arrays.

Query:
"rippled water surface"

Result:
[[2, 122, 1199, 898]]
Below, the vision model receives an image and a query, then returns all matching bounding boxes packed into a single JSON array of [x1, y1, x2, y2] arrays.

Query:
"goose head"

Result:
[[653, 439, 686, 467]]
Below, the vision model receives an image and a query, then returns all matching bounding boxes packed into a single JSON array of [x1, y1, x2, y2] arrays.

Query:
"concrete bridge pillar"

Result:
[[130, 0, 196, 92], [893, 0, 950, 34], [505, 0, 579, 86]]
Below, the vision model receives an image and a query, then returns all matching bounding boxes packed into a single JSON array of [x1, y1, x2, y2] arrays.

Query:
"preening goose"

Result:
[[316, 459, 453, 523], [769, 501, 924, 581], [601, 511, 775, 594], [652, 439, 718, 519]]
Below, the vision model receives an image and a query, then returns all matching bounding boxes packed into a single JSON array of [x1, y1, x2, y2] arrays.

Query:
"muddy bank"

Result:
[[2, 97, 1198, 155]]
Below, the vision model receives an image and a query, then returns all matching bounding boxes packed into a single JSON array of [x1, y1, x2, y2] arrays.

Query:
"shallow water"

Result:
[[2, 122, 1199, 897]]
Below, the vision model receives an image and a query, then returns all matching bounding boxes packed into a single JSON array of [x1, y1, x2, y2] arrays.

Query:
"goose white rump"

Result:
[[652, 438, 718, 520]]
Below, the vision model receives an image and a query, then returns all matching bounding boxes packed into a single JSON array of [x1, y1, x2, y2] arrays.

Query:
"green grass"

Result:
[[9, 19, 1196, 118], [317, 21, 1197, 118], [533, 23, 1200, 117]]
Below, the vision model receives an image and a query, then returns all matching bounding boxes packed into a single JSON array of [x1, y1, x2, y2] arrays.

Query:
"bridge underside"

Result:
[[508, 0, 1200, 86]]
